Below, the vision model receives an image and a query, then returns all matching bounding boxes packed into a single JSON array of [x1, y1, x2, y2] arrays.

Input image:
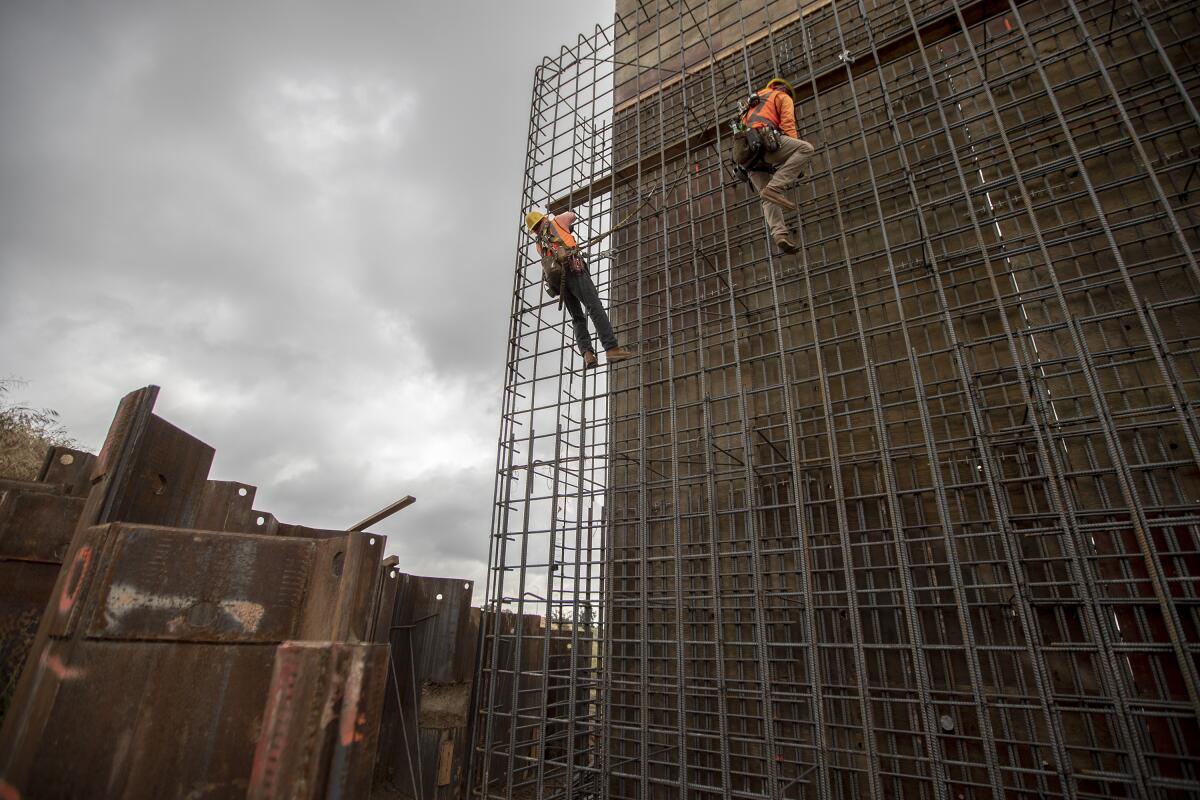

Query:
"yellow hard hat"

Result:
[[525, 210, 546, 231], [765, 77, 795, 98]]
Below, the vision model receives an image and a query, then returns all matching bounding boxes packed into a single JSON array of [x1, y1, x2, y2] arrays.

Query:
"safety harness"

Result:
[[743, 88, 785, 131], [536, 217, 583, 305], [731, 89, 784, 179], [533, 187, 659, 305]]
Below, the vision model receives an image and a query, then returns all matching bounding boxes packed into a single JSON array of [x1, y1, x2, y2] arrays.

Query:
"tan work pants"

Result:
[[748, 135, 816, 238]]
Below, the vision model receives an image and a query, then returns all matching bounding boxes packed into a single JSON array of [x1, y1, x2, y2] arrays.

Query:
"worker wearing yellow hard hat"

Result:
[[733, 76, 815, 254], [524, 209, 634, 369], [524, 210, 546, 232]]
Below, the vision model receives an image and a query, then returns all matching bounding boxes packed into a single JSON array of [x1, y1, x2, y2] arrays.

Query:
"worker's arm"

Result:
[[555, 211, 578, 232], [778, 94, 798, 139]]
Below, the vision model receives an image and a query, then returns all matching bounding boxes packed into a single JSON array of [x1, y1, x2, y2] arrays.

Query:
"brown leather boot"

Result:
[[605, 346, 635, 363], [582, 351, 598, 369], [759, 184, 797, 211], [775, 235, 799, 254]]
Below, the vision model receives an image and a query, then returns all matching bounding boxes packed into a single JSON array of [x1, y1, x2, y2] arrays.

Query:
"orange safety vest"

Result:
[[537, 216, 578, 264], [741, 88, 783, 131]]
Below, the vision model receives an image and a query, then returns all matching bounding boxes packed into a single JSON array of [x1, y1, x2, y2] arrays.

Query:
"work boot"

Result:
[[605, 345, 635, 363], [774, 235, 799, 254], [582, 351, 598, 369], [759, 184, 797, 212]]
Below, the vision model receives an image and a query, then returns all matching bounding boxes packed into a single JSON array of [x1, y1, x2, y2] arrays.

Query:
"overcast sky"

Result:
[[0, 0, 611, 601]]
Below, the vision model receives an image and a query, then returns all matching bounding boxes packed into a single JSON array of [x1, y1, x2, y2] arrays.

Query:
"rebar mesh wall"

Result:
[[474, 1, 1200, 798]]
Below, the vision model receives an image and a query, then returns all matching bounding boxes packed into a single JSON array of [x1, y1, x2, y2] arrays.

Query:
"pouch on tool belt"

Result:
[[759, 125, 781, 153], [731, 126, 780, 169], [731, 129, 757, 166], [542, 260, 564, 289]]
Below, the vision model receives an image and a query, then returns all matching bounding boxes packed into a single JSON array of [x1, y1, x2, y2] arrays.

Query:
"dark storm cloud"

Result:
[[0, 0, 610, 600]]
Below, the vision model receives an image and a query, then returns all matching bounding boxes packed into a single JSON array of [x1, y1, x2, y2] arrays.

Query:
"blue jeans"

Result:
[[563, 269, 617, 355]]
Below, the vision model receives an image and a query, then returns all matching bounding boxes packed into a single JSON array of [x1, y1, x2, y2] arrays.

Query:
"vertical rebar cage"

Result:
[[473, 1, 1200, 798]]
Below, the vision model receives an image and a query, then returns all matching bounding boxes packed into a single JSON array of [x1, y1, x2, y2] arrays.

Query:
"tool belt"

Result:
[[731, 124, 781, 173], [542, 253, 583, 299], [543, 259, 564, 293]]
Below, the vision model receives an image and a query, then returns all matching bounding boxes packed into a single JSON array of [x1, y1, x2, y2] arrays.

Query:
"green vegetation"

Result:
[[0, 379, 74, 480]]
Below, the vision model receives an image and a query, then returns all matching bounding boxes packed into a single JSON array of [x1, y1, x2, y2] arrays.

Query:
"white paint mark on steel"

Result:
[[104, 582, 265, 633], [220, 599, 265, 633]]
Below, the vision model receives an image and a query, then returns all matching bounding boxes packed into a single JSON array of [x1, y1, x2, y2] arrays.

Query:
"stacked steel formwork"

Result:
[[0, 386, 396, 799], [475, 0, 1200, 798], [0, 386, 485, 800], [0, 445, 95, 723]]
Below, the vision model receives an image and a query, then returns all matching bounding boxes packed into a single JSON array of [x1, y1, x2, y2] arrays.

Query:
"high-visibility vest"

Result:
[[537, 216, 578, 263], [741, 88, 784, 131]]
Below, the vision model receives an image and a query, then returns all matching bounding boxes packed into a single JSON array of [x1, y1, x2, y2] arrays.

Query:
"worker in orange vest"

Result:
[[524, 209, 635, 369], [738, 77, 815, 254]]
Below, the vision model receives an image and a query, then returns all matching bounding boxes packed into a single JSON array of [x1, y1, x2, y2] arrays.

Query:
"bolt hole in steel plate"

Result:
[[238, 487, 248, 497], [463, 583, 470, 591], [436, 593, 443, 601], [186, 600, 219, 628], [369, 537, 376, 546], [59, 453, 74, 466], [332, 551, 345, 578], [256, 516, 265, 526]]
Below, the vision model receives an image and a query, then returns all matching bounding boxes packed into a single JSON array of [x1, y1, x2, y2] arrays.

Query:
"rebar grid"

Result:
[[472, 1, 1200, 798]]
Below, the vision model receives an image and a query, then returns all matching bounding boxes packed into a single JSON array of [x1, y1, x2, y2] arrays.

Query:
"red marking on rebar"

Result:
[[0, 780, 21, 800], [58, 546, 93, 613], [1003, 17, 1012, 31], [695, 163, 699, 174]]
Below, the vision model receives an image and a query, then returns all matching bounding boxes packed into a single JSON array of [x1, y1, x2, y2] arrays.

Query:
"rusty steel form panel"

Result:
[[374, 573, 479, 800], [0, 447, 94, 724], [0, 386, 395, 799], [476, 0, 1200, 798], [249, 641, 391, 800]]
